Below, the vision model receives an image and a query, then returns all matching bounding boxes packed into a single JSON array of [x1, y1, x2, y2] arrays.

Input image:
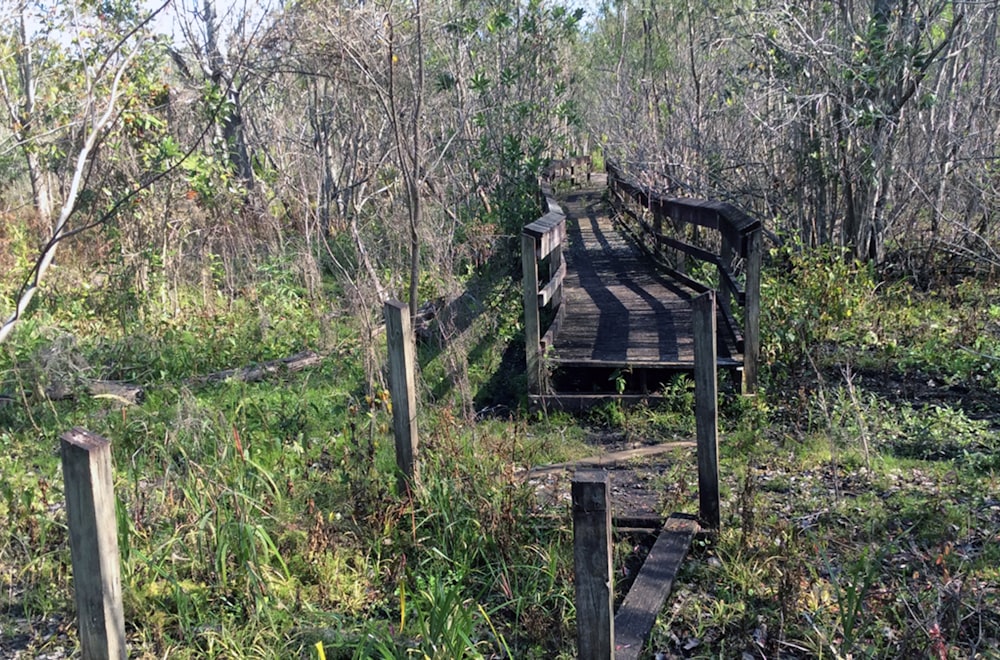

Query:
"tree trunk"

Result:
[[3, 11, 54, 227]]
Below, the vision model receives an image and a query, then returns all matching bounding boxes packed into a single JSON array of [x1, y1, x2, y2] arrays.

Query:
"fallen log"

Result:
[[1, 350, 325, 408], [191, 350, 324, 385], [0, 380, 146, 406], [84, 380, 145, 404]]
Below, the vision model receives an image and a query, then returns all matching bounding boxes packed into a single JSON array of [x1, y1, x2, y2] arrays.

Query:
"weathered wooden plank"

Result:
[[60, 428, 127, 660], [549, 239, 564, 309], [650, 264, 710, 296], [539, 302, 566, 354], [522, 233, 542, 394], [718, 234, 736, 320], [11, 379, 145, 405], [523, 210, 564, 237], [655, 233, 719, 265], [548, 199, 564, 216], [607, 158, 760, 238], [194, 350, 323, 385], [532, 165, 751, 394], [724, 205, 762, 234], [718, 296, 745, 354], [614, 513, 699, 660], [546, 356, 743, 369], [385, 301, 419, 492], [545, 156, 592, 183], [538, 260, 567, 308], [692, 292, 721, 530], [519, 441, 695, 478], [573, 471, 615, 660], [743, 228, 762, 395], [524, 212, 566, 259], [538, 183, 560, 213]]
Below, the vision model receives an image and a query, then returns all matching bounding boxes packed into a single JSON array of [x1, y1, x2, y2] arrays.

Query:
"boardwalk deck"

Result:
[[548, 179, 742, 372]]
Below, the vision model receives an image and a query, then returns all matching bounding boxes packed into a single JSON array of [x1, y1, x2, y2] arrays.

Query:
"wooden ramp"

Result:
[[614, 513, 698, 660], [550, 181, 741, 373]]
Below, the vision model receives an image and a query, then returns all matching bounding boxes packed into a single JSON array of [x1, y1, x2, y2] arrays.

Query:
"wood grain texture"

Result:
[[614, 513, 699, 660], [522, 234, 542, 393], [743, 228, 763, 394], [548, 182, 741, 370], [519, 441, 695, 478], [692, 292, 721, 530], [572, 471, 615, 660], [385, 301, 419, 492], [60, 428, 127, 660]]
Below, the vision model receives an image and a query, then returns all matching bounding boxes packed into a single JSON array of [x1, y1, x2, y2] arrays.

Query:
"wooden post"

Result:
[[385, 300, 419, 492], [572, 471, 614, 660], [522, 232, 542, 394], [692, 292, 721, 530], [60, 428, 127, 660], [742, 228, 762, 395]]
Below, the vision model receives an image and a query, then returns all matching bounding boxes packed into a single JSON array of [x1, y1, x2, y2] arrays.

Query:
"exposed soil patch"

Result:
[[524, 427, 697, 522]]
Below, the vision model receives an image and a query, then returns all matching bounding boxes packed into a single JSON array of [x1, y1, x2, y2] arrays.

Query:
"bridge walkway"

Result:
[[547, 177, 741, 376]]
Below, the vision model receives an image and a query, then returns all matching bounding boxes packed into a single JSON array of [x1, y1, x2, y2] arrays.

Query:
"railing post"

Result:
[[60, 428, 127, 660], [692, 292, 721, 530], [385, 300, 420, 493], [573, 471, 614, 659], [742, 228, 762, 395], [522, 232, 542, 394]]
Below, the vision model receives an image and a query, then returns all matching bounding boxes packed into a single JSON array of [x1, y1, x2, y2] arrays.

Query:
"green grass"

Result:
[[3, 247, 1000, 658], [0, 249, 592, 658]]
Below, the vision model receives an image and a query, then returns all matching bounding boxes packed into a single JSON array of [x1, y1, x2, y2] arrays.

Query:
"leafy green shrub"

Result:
[[826, 386, 999, 469], [761, 242, 876, 370], [891, 404, 997, 466]]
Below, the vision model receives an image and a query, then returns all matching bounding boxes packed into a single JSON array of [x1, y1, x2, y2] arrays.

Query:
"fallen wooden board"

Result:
[[85, 380, 145, 405], [1, 380, 146, 406], [2, 351, 324, 409], [614, 512, 699, 660], [520, 441, 694, 480], [191, 350, 324, 384]]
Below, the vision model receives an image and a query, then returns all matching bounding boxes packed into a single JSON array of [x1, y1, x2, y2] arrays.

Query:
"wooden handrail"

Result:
[[606, 159, 762, 394], [522, 157, 592, 394]]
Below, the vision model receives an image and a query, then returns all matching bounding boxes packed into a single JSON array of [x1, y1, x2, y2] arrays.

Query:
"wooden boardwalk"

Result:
[[548, 178, 742, 372]]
